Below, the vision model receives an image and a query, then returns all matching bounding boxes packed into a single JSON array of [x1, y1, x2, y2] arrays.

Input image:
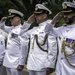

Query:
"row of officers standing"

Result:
[[0, 1, 75, 75]]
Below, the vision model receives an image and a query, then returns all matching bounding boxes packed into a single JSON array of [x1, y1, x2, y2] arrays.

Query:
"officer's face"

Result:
[[10, 16, 21, 26], [63, 12, 75, 25], [34, 13, 47, 24]]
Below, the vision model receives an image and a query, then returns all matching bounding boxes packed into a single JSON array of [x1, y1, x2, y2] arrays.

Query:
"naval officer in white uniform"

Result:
[[20, 4, 57, 75], [0, 9, 30, 75], [0, 33, 5, 75], [45, 2, 75, 75]]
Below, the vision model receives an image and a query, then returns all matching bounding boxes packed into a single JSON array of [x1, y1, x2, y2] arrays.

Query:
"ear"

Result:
[[43, 14, 47, 19]]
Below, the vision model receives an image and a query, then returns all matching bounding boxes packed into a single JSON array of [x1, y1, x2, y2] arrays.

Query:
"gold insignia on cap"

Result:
[[7, 15, 14, 18], [63, 3, 67, 9], [35, 6, 38, 11], [9, 12, 11, 15]]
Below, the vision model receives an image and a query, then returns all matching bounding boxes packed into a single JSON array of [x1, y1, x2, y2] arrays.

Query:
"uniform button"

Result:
[[61, 58, 63, 60]]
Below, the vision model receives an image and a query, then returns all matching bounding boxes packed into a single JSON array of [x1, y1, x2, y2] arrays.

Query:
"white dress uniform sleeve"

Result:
[[23, 21, 31, 29], [45, 22, 54, 34], [18, 21, 31, 65], [0, 35, 5, 64], [53, 26, 64, 37], [46, 34, 57, 68], [0, 22, 5, 30], [20, 21, 31, 35], [0, 22, 12, 33], [4, 26, 12, 33], [19, 29, 30, 65]]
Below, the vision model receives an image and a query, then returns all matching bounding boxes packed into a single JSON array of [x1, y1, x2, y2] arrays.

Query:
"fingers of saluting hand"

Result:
[[1, 17, 7, 22], [27, 14, 35, 24], [51, 12, 62, 24]]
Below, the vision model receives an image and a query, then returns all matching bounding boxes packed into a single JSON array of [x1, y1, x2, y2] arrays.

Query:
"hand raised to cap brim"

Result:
[[27, 14, 35, 24], [0, 17, 8, 23], [51, 12, 62, 24]]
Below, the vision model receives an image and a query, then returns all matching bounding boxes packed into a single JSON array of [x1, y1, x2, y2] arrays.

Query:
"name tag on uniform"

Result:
[[11, 33, 18, 38]]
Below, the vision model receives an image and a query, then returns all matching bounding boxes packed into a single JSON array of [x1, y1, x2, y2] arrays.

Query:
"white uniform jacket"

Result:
[[21, 20, 57, 71], [47, 24, 75, 75], [0, 22, 31, 68], [0, 34, 5, 64]]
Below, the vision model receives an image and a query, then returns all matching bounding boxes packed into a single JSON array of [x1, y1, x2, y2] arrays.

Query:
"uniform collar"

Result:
[[39, 19, 50, 27], [66, 23, 75, 28], [13, 24, 22, 28]]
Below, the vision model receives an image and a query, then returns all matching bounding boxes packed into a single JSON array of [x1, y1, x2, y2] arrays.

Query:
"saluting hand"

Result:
[[27, 14, 35, 24], [1, 17, 7, 22], [51, 12, 62, 24]]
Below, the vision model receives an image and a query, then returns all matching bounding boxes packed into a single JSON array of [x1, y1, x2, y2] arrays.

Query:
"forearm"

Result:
[[0, 22, 5, 29], [20, 22, 31, 35]]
